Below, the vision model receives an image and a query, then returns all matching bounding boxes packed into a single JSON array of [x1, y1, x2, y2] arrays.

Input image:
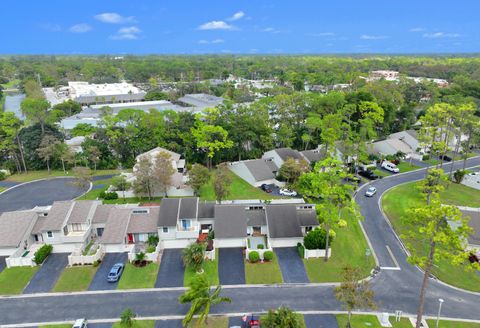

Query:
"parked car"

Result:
[[107, 263, 124, 282], [279, 188, 297, 196], [359, 169, 379, 180], [439, 154, 452, 162], [381, 161, 400, 173], [365, 186, 377, 197], [242, 314, 260, 328], [72, 319, 88, 328], [260, 184, 273, 193]]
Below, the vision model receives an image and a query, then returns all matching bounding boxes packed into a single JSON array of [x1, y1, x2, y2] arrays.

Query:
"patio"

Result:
[[248, 235, 268, 249]]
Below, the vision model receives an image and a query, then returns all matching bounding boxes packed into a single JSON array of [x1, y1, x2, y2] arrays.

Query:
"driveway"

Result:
[[274, 247, 309, 283], [218, 248, 245, 285], [23, 253, 69, 294], [0, 256, 6, 274], [0, 177, 88, 213], [304, 314, 339, 328], [155, 249, 184, 288], [88, 253, 127, 291]]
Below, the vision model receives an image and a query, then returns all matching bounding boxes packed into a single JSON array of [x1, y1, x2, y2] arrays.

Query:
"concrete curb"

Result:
[[3, 310, 480, 327]]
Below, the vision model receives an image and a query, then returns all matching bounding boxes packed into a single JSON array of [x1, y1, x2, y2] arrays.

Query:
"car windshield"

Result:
[[368, 187, 375, 192]]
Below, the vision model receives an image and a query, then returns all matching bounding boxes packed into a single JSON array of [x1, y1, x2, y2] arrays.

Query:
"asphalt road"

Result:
[[0, 177, 88, 212], [1, 158, 480, 326]]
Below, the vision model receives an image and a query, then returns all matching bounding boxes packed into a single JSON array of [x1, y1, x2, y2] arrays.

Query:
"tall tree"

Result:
[[335, 266, 376, 328], [152, 151, 175, 197], [132, 156, 155, 200], [72, 166, 92, 198], [278, 157, 310, 185], [54, 142, 74, 173], [191, 120, 233, 169], [36, 135, 60, 174], [213, 164, 231, 203], [179, 275, 231, 328], [87, 145, 101, 172], [111, 175, 131, 201], [187, 164, 210, 196], [20, 98, 51, 134]]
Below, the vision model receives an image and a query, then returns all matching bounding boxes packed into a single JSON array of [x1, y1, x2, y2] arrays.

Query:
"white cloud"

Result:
[[95, 12, 135, 24], [69, 23, 92, 33], [110, 26, 141, 40], [360, 34, 389, 40], [307, 32, 335, 37], [198, 20, 234, 30], [228, 11, 245, 21], [423, 32, 460, 38], [262, 27, 281, 34], [409, 27, 425, 32], [198, 39, 224, 44]]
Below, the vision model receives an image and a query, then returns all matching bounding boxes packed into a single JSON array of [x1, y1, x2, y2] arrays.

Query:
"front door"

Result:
[[96, 228, 104, 237], [127, 234, 134, 244]]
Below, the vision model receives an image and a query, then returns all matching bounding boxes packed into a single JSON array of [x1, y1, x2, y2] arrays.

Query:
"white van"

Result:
[[381, 161, 400, 173]]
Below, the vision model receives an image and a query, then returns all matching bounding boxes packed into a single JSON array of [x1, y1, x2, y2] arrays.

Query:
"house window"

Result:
[[181, 219, 191, 230], [162, 227, 169, 233], [305, 226, 313, 233], [47, 231, 53, 238], [132, 209, 149, 214]]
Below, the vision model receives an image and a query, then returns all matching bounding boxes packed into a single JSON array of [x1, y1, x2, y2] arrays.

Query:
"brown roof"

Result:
[[67, 201, 98, 224], [100, 208, 131, 244], [92, 204, 114, 224], [42, 201, 73, 231], [0, 211, 38, 248], [127, 207, 160, 234]]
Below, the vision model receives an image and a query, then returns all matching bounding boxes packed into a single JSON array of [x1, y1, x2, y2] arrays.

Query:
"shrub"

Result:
[[303, 228, 333, 250], [263, 250, 274, 261], [257, 244, 265, 249], [147, 235, 159, 247], [120, 308, 136, 327], [249, 251, 260, 263], [422, 154, 430, 161], [453, 169, 467, 184], [102, 191, 118, 200], [0, 171, 6, 181], [34, 244, 53, 264], [338, 219, 347, 228], [93, 259, 101, 267], [297, 243, 305, 258], [146, 245, 156, 253]]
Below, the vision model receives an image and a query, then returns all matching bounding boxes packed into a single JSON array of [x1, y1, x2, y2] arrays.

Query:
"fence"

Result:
[[304, 248, 331, 259], [128, 242, 162, 263], [68, 245, 104, 266]]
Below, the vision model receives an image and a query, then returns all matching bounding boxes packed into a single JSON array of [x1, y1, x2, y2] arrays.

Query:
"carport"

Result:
[[218, 248, 245, 285], [275, 247, 309, 283], [155, 249, 184, 288], [23, 253, 69, 294], [88, 252, 127, 291]]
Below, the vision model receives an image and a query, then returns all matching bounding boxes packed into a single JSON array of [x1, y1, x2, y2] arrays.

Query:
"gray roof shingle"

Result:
[[0, 211, 38, 248], [266, 204, 318, 238], [275, 148, 304, 161], [67, 201, 98, 224], [100, 208, 131, 244], [243, 159, 276, 181], [198, 201, 215, 220], [127, 207, 160, 234], [179, 198, 198, 219], [245, 208, 266, 226], [461, 210, 480, 246], [42, 201, 73, 231], [92, 205, 114, 224], [158, 198, 180, 227], [214, 205, 247, 238]]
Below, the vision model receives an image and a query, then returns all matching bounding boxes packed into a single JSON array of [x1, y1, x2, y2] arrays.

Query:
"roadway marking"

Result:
[[380, 245, 401, 271]]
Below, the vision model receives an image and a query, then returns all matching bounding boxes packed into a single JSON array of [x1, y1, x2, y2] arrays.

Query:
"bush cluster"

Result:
[[99, 191, 118, 200], [34, 244, 53, 264], [249, 251, 260, 263], [0, 171, 6, 181], [303, 228, 333, 250], [257, 244, 265, 249], [263, 250, 274, 261]]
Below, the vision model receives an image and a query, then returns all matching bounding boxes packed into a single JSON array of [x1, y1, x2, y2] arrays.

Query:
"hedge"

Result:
[[297, 243, 305, 258], [249, 251, 260, 263], [34, 244, 53, 264], [263, 250, 274, 262]]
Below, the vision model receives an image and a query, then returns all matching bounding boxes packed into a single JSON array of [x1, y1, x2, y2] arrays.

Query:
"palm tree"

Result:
[[179, 276, 231, 328], [120, 308, 136, 327], [182, 242, 206, 274]]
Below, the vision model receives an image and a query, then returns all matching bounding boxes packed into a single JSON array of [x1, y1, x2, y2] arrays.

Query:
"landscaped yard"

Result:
[[118, 262, 160, 289], [373, 168, 390, 178], [382, 181, 480, 292], [0, 267, 38, 294], [112, 320, 156, 328], [199, 170, 282, 201], [6, 169, 123, 183], [336, 314, 412, 328], [184, 250, 219, 286], [53, 266, 98, 292], [396, 161, 421, 173], [260, 313, 306, 327], [303, 211, 376, 283], [245, 252, 283, 284], [426, 319, 480, 328], [187, 316, 229, 328]]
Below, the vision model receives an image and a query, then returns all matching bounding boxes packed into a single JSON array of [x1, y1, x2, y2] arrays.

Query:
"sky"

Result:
[[3, 0, 480, 54]]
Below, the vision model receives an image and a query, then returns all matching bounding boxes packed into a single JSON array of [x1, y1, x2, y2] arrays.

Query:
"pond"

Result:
[[4, 93, 26, 120]]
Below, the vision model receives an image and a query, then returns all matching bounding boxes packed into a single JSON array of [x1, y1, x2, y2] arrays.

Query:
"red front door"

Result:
[[127, 234, 134, 244]]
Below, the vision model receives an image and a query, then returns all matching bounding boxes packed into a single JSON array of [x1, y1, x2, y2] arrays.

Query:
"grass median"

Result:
[[0, 266, 38, 295], [382, 181, 480, 292], [53, 266, 97, 292]]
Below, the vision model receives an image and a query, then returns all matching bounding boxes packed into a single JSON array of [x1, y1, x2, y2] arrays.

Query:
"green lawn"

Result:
[[184, 250, 219, 286], [373, 168, 390, 178], [1, 79, 21, 89], [53, 266, 97, 292], [117, 262, 159, 289], [39, 325, 71, 328], [199, 170, 282, 201], [396, 161, 421, 173], [245, 252, 283, 284], [6, 169, 124, 183], [0, 266, 38, 295], [0, 186, 5, 193], [187, 316, 229, 328], [104, 196, 163, 205], [112, 320, 156, 328], [260, 313, 306, 327], [382, 182, 480, 292], [426, 319, 480, 328], [303, 212, 376, 283], [336, 314, 412, 328]]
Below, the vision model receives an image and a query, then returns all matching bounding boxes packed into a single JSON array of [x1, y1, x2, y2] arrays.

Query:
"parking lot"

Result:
[[88, 253, 127, 291], [155, 249, 184, 288], [23, 253, 69, 294]]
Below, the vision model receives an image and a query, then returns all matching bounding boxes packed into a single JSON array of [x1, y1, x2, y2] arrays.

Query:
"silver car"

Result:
[[365, 186, 377, 197]]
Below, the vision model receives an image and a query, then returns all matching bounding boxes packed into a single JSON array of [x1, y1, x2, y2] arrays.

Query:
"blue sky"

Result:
[[3, 0, 480, 54]]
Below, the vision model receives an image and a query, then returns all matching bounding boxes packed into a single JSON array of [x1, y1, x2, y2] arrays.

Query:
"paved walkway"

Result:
[[275, 247, 309, 283], [23, 253, 69, 294]]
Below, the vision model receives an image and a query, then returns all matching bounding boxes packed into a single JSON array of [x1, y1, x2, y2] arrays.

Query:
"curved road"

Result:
[[0, 160, 479, 326], [0, 177, 88, 212]]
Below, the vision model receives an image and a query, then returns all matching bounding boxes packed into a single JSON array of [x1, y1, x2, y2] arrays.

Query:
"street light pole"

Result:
[[436, 298, 444, 328]]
